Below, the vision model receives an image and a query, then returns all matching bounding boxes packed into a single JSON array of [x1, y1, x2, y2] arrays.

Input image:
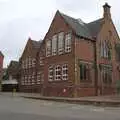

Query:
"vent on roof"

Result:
[[77, 19, 85, 26]]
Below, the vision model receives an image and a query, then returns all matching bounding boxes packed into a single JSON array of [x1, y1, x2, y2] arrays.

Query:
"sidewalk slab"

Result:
[[20, 94, 120, 107], [1, 92, 120, 107]]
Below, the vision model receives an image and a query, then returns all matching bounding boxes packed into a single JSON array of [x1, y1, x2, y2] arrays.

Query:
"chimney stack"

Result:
[[103, 3, 111, 19]]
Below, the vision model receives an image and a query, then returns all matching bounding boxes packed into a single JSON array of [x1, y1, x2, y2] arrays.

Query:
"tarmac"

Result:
[[2, 92, 120, 107]]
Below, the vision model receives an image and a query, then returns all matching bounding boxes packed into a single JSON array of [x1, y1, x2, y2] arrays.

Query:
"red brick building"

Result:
[[0, 51, 4, 82], [19, 38, 42, 93], [19, 3, 120, 97], [42, 3, 120, 97]]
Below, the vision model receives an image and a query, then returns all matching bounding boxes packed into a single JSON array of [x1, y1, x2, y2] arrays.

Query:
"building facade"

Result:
[[7, 60, 19, 80], [19, 3, 120, 97], [0, 51, 4, 83], [19, 38, 42, 93], [42, 3, 120, 97], [1, 61, 19, 91]]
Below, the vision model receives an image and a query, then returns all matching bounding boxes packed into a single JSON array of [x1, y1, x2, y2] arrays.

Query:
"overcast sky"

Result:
[[0, 0, 120, 67]]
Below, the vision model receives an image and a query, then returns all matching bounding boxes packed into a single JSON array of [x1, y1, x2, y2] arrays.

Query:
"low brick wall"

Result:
[[19, 85, 43, 93], [102, 87, 116, 95], [43, 86, 74, 97], [76, 87, 96, 97], [20, 85, 116, 97], [43, 85, 96, 97]]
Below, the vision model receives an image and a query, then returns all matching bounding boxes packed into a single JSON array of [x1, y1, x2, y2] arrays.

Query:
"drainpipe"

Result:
[[93, 37, 98, 96], [74, 36, 77, 98]]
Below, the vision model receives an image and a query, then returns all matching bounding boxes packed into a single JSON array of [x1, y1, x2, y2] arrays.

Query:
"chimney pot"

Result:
[[103, 3, 111, 19]]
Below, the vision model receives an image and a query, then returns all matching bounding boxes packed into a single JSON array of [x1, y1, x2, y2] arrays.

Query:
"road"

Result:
[[0, 94, 120, 120]]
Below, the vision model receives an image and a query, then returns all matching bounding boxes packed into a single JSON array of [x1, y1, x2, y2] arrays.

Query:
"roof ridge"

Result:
[[59, 11, 77, 20], [31, 39, 42, 49], [58, 11, 103, 39], [59, 11, 86, 25], [59, 11, 92, 39], [86, 18, 103, 37], [87, 18, 103, 25]]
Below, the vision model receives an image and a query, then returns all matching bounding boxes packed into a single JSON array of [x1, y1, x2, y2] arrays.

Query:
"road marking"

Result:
[[91, 108, 105, 112], [43, 102, 53, 106], [71, 106, 85, 110]]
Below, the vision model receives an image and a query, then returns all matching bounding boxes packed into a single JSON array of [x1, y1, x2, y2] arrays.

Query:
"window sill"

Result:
[[46, 51, 72, 58], [100, 57, 111, 60], [48, 80, 68, 83], [80, 80, 92, 83]]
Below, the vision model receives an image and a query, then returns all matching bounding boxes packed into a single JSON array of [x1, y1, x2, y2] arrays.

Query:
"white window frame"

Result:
[[100, 41, 110, 58], [26, 58, 28, 69], [55, 65, 61, 81], [31, 76, 35, 84], [52, 35, 57, 56], [28, 57, 32, 68], [48, 65, 54, 81], [37, 72, 41, 84], [58, 32, 64, 54], [31, 72, 35, 85], [32, 58, 36, 67], [46, 40, 51, 57], [62, 64, 68, 80], [65, 33, 72, 53], [39, 56, 44, 66]]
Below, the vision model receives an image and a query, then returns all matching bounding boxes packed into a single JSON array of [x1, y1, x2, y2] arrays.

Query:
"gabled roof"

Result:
[[0, 51, 4, 57], [58, 11, 103, 39], [19, 38, 42, 61], [86, 18, 103, 37], [31, 39, 42, 49], [6, 60, 19, 77], [8, 60, 19, 70], [60, 11, 92, 39]]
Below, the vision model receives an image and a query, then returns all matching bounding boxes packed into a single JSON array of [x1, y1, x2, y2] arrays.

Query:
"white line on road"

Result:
[[91, 108, 105, 112]]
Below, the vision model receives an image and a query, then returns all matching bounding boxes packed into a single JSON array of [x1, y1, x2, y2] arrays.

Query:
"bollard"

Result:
[[12, 88, 16, 97]]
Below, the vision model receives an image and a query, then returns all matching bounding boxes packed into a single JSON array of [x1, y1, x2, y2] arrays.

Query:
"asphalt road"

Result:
[[0, 94, 120, 120]]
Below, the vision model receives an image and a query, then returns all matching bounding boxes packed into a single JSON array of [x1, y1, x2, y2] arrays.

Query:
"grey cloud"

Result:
[[0, 0, 120, 67], [0, 17, 52, 67], [56, 0, 97, 12]]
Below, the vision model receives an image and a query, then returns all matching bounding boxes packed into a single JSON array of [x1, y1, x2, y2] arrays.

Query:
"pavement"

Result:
[[1, 92, 120, 106], [1, 93, 120, 120]]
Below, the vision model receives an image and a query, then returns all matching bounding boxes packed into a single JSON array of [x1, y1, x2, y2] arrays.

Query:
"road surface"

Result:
[[0, 93, 120, 120]]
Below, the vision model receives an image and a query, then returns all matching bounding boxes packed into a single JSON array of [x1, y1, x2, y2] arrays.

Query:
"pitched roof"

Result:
[[8, 61, 19, 69], [60, 12, 92, 39], [31, 40, 42, 49], [0, 51, 4, 57], [86, 18, 103, 37], [6, 60, 19, 76], [59, 11, 103, 39]]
